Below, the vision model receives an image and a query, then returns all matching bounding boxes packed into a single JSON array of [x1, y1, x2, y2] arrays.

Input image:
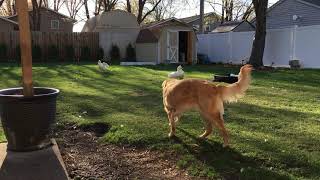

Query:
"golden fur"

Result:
[[162, 64, 253, 147]]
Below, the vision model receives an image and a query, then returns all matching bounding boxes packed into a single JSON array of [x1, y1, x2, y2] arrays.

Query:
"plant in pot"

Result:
[[0, 0, 59, 152]]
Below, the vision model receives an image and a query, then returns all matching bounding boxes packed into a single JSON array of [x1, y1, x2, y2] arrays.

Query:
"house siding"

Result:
[[0, 19, 15, 32], [8, 9, 74, 32], [266, 0, 320, 29]]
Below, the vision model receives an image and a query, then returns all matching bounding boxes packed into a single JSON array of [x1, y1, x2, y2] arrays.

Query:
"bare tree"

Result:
[[149, 0, 178, 21], [126, 0, 163, 24], [102, 0, 118, 12], [52, 0, 64, 11], [43, 0, 49, 7], [199, 0, 204, 33], [0, 0, 5, 8], [207, 0, 253, 22], [249, 0, 268, 67], [241, 2, 254, 20], [126, 0, 131, 12], [83, 0, 90, 19], [0, 0, 15, 16], [64, 0, 84, 19], [31, 0, 43, 31]]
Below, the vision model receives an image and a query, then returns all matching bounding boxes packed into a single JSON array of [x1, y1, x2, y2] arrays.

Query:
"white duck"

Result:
[[98, 60, 110, 71], [168, 65, 184, 79]]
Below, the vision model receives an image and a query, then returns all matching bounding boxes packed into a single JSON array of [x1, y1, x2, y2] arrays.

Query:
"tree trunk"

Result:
[[221, 0, 225, 23], [84, 0, 90, 19], [31, 0, 42, 31], [0, 0, 4, 8], [126, 0, 131, 13], [199, 0, 204, 33], [249, 0, 268, 68]]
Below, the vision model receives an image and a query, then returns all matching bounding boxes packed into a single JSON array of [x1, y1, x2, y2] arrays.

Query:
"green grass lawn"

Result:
[[1, 63, 320, 179]]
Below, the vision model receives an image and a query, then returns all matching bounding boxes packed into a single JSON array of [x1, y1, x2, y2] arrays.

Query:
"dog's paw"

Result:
[[198, 134, 208, 139], [168, 133, 176, 138], [223, 143, 230, 148]]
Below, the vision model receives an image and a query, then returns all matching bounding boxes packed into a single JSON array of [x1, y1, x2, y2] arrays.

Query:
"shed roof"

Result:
[[138, 18, 194, 44], [82, 9, 139, 32], [136, 29, 159, 43]]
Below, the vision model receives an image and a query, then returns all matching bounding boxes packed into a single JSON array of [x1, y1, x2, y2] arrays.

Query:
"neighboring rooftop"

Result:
[[0, 16, 18, 25], [211, 20, 255, 33], [300, 0, 320, 7], [179, 12, 218, 23], [6, 7, 76, 23]]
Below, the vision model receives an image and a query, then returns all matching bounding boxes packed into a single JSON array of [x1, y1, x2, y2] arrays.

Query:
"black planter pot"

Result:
[[0, 87, 59, 152]]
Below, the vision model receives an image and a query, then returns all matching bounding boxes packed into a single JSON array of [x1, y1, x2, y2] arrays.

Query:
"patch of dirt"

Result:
[[54, 123, 194, 180]]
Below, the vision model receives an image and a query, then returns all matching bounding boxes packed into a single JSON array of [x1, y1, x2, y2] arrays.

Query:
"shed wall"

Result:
[[136, 43, 158, 62], [159, 26, 197, 64]]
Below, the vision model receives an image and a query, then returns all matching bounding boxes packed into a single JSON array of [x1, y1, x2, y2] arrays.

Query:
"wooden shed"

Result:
[[136, 18, 197, 64]]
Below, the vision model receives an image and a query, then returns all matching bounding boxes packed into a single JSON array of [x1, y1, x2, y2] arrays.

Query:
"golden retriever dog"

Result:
[[162, 64, 253, 147]]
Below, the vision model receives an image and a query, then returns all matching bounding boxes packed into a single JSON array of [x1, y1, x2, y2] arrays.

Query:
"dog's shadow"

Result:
[[171, 128, 287, 179]]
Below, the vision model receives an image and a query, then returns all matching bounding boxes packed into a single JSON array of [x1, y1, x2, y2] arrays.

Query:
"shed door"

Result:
[[167, 31, 179, 63]]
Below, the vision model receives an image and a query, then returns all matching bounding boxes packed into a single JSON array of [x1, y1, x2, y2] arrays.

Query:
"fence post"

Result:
[[228, 32, 233, 63], [293, 25, 298, 60]]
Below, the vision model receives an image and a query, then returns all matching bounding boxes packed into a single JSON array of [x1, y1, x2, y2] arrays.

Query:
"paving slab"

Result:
[[0, 139, 69, 180]]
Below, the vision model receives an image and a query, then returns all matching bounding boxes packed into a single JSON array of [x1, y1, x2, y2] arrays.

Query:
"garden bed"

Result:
[[54, 123, 193, 180]]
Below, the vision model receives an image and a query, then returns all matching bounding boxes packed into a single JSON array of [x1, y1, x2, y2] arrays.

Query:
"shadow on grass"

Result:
[[172, 129, 290, 180]]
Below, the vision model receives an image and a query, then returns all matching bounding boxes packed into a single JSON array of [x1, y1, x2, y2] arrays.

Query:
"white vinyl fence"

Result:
[[198, 25, 320, 68]]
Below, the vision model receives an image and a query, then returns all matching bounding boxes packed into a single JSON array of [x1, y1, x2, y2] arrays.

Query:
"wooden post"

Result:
[[16, 0, 34, 96]]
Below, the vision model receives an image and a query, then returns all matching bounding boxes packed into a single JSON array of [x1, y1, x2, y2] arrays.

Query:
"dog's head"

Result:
[[238, 64, 253, 79]]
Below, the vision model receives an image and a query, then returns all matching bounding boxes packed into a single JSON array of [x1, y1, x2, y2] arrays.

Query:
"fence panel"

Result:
[[0, 31, 100, 62], [197, 25, 320, 68]]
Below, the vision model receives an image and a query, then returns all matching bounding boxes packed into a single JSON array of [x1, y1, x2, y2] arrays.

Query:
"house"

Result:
[[258, 0, 320, 29], [5, 7, 76, 32], [82, 10, 140, 59], [136, 18, 197, 64], [0, 17, 18, 32], [179, 12, 220, 33], [211, 20, 255, 33]]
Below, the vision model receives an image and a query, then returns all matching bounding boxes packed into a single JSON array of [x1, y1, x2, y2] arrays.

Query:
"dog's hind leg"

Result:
[[167, 110, 176, 138], [199, 112, 213, 139], [212, 112, 229, 147]]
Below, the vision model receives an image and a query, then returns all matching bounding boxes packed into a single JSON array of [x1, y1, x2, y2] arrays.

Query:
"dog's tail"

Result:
[[218, 64, 253, 103]]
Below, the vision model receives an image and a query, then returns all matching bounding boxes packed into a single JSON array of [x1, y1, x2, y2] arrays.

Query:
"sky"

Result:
[[70, 0, 279, 32]]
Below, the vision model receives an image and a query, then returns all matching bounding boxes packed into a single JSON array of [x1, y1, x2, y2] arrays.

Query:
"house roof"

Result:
[[179, 12, 217, 23], [267, 0, 320, 15], [299, 0, 320, 7], [142, 17, 190, 29], [0, 16, 18, 25], [211, 20, 255, 33], [138, 18, 194, 43], [136, 29, 159, 43], [6, 7, 76, 23]]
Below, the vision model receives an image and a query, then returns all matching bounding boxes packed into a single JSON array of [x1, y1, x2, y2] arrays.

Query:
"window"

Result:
[[51, 20, 59, 30]]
